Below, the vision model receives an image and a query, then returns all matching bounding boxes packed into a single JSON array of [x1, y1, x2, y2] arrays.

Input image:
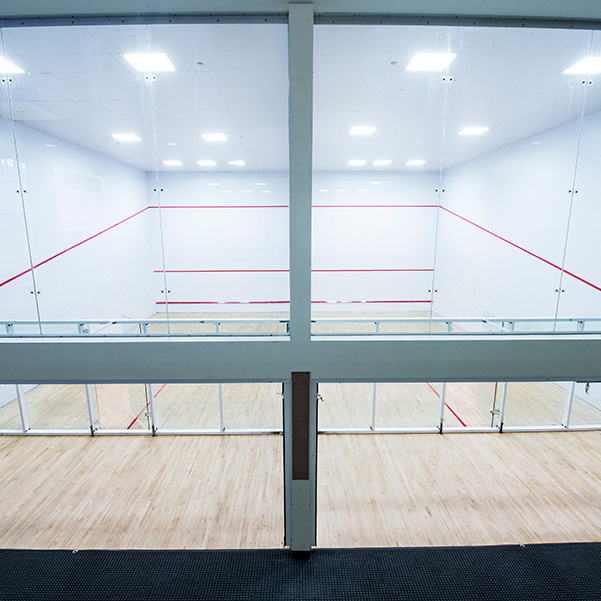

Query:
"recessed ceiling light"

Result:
[[319, 189, 329, 192], [0, 57, 25, 74], [202, 133, 227, 142], [162, 160, 182, 166], [373, 160, 392, 166], [349, 126, 376, 136], [532, 141, 542, 145], [167, 142, 177, 146], [261, 190, 271, 193], [223, 190, 232, 193], [370, 181, 381, 185], [44, 144, 56, 148], [197, 160, 217, 166], [208, 182, 220, 186], [124, 53, 175, 72], [242, 190, 252, 193], [407, 52, 456, 71], [227, 160, 245, 166], [406, 159, 426, 166], [254, 182, 266, 186], [348, 160, 366, 166], [563, 57, 601, 74], [357, 189, 367, 192], [112, 133, 141, 142], [458, 126, 489, 136]]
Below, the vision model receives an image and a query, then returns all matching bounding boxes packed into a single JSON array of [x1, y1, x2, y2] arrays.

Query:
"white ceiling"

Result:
[[1, 23, 601, 172]]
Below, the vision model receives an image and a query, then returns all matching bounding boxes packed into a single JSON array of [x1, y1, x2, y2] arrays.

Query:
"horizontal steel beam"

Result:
[[1, 335, 600, 383]]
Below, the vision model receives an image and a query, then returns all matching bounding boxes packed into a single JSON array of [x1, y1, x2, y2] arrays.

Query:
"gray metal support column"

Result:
[[288, 3, 313, 343], [284, 372, 317, 551]]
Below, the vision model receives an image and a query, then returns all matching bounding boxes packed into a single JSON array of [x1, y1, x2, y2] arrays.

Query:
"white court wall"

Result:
[[0, 118, 155, 326], [432, 110, 601, 325]]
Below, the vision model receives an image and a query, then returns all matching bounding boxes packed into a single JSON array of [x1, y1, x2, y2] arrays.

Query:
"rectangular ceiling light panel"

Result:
[[349, 126, 376, 135], [406, 159, 426, 166], [458, 126, 489, 136], [202, 133, 228, 142], [124, 53, 175, 72], [407, 52, 456, 71], [112, 133, 141, 142]]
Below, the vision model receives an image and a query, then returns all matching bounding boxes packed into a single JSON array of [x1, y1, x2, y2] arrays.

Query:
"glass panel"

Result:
[[153, 383, 220, 430], [376, 382, 439, 428], [556, 30, 601, 331], [443, 382, 497, 428], [1, 23, 289, 337], [318, 383, 372, 429], [503, 381, 564, 427], [95, 384, 149, 430], [432, 27, 592, 333], [570, 382, 601, 425], [0, 384, 22, 429], [26, 384, 89, 429], [223, 383, 282, 429]]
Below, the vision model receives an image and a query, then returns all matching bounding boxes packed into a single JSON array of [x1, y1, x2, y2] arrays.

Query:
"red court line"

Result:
[[149, 205, 288, 209], [127, 383, 167, 430], [441, 206, 601, 293], [426, 382, 467, 427], [154, 268, 432, 273], [156, 299, 431, 305], [313, 204, 438, 208], [0, 207, 151, 289]]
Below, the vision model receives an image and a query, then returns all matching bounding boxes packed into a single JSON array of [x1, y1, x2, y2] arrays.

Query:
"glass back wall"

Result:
[[312, 25, 601, 335], [0, 23, 289, 336]]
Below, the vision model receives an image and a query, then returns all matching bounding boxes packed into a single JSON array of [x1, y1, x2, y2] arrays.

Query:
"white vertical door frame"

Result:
[[288, 2, 314, 343]]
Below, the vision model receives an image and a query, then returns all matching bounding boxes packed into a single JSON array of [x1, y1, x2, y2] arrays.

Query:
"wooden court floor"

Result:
[[2, 431, 601, 549]]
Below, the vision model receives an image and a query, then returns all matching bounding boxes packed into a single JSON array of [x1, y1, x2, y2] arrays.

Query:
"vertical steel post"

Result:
[[85, 384, 96, 435], [147, 383, 156, 435], [16, 385, 29, 433], [288, 2, 313, 343], [438, 383, 447, 434], [370, 382, 377, 431], [219, 383, 225, 431], [563, 320, 584, 428], [497, 382, 508, 432]]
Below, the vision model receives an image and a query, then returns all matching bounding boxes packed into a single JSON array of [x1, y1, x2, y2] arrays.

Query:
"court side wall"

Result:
[[432, 110, 601, 325], [149, 171, 439, 313], [0, 117, 155, 325]]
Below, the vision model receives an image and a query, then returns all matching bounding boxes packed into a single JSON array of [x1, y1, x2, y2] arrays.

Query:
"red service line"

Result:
[[126, 383, 167, 430], [313, 204, 438, 208], [149, 205, 288, 209], [0, 206, 151, 289], [156, 299, 431, 305], [441, 206, 601, 293], [154, 268, 432, 273], [425, 382, 467, 427]]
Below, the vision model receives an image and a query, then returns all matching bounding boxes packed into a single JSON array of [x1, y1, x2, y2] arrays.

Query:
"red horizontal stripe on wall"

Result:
[[441, 206, 601, 293], [157, 300, 431, 305], [0, 207, 150, 289], [149, 205, 288, 209], [313, 204, 438, 208], [153, 268, 432, 273]]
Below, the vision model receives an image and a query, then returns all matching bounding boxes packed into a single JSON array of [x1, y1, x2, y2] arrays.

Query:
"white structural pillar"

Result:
[[288, 3, 313, 343], [284, 372, 318, 551]]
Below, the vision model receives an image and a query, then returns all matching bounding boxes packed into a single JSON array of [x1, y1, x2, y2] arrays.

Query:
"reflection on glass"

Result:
[[95, 384, 149, 430], [26, 384, 89, 429], [222, 383, 282, 429], [0, 385, 22, 429], [153, 383, 220, 430], [318, 383, 372, 429], [376, 383, 440, 428], [570, 382, 601, 425], [503, 381, 564, 427]]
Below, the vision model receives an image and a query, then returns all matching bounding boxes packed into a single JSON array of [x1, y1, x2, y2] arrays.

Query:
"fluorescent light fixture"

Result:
[[0, 57, 25, 73], [112, 133, 141, 142], [319, 189, 329, 192], [406, 159, 426, 166], [261, 190, 271, 193], [227, 160, 245, 166], [197, 160, 216, 166], [338, 189, 348, 192], [223, 190, 232, 193], [162, 160, 182, 166], [242, 190, 252, 193], [202, 133, 227, 142], [124, 53, 175, 72], [370, 181, 381, 185], [167, 142, 177, 146], [373, 159, 392, 166], [208, 182, 220, 186], [348, 160, 366, 166], [44, 144, 56, 148], [532, 141, 542, 145], [254, 182, 266, 186], [458, 126, 489, 136], [407, 52, 456, 71], [349, 126, 376, 136], [357, 189, 367, 192], [563, 57, 601, 74]]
